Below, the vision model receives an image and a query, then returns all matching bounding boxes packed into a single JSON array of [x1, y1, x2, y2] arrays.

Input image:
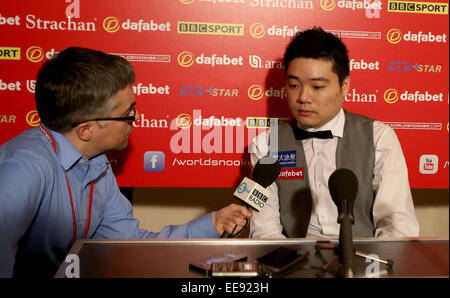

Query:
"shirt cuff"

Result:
[[189, 212, 219, 238]]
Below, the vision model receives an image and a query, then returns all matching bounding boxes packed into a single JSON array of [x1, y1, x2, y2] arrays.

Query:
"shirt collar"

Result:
[[303, 108, 345, 138], [42, 125, 109, 171]]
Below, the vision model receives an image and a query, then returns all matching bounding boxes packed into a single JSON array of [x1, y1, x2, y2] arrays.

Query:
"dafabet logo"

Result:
[[249, 23, 265, 38], [320, 0, 336, 11], [26, 110, 41, 127], [178, 51, 195, 67], [26, 46, 44, 63], [177, 51, 243, 67], [103, 16, 120, 33], [175, 113, 193, 129], [384, 89, 399, 103], [387, 28, 447, 44], [103, 16, 171, 33], [384, 89, 444, 104], [248, 85, 264, 100]]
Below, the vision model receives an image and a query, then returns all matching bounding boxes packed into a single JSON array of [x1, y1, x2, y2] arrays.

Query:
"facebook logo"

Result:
[[144, 151, 165, 172]]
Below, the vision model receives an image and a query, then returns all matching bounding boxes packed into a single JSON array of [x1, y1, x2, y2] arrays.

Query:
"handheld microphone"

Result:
[[328, 168, 358, 278], [220, 157, 281, 238]]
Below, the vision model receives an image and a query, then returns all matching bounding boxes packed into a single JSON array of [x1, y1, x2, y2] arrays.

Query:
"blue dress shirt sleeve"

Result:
[[0, 145, 49, 277], [91, 167, 219, 240]]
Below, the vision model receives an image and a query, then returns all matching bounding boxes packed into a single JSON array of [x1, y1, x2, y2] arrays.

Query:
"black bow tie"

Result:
[[293, 127, 333, 140]]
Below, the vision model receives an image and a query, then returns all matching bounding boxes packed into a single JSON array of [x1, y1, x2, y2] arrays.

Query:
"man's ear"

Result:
[[74, 122, 94, 142], [341, 76, 351, 97]]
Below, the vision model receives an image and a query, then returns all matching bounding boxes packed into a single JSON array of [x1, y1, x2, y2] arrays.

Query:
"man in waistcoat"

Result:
[[249, 28, 419, 239]]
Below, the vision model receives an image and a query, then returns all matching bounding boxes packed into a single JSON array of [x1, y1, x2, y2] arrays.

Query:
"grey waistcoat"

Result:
[[274, 109, 376, 238]]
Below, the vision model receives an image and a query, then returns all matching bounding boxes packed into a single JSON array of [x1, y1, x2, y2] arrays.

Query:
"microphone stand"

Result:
[[315, 201, 394, 278], [339, 204, 354, 278]]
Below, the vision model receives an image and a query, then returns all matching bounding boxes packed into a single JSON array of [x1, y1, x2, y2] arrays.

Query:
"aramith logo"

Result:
[[249, 55, 283, 69], [388, 1, 448, 15]]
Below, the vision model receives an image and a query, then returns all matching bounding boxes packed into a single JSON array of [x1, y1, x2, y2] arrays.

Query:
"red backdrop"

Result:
[[0, 0, 448, 188]]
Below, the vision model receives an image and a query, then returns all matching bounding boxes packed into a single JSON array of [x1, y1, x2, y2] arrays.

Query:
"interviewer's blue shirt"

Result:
[[0, 126, 218, 277]]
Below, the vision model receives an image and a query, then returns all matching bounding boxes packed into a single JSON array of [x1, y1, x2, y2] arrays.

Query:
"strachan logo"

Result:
[[26, 110, 41, 127]]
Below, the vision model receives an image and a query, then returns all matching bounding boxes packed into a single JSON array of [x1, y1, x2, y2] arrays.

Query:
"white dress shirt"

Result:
[[249, 109, 419, 239]]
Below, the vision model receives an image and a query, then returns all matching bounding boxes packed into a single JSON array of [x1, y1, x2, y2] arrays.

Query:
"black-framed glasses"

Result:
[[71, 106, 137, 128]]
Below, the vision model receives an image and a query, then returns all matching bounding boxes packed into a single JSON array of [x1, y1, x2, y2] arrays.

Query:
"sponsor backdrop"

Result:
[[0, 0, 448, 189]]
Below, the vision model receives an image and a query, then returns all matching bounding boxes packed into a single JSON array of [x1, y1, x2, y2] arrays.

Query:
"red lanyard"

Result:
[[39, 125, 93, 242]]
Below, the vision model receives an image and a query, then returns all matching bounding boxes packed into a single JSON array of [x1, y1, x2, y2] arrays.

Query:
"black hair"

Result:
[[284, 27, 350, 85]]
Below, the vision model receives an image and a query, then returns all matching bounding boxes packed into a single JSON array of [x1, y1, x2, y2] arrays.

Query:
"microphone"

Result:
[[328, 168, 358, 278], [220, 157, 281, 238]]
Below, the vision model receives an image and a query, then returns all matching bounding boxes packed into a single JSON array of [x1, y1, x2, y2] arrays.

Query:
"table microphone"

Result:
[[220, 157, 281, 238], [328, 168, 358, 278]]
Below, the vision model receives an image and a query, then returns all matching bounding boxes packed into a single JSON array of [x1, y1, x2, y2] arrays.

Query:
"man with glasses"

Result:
[[0, 47, 251, 277]]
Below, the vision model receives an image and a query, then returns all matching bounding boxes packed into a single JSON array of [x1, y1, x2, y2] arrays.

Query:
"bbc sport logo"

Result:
[[144, 151, 165, 172]]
